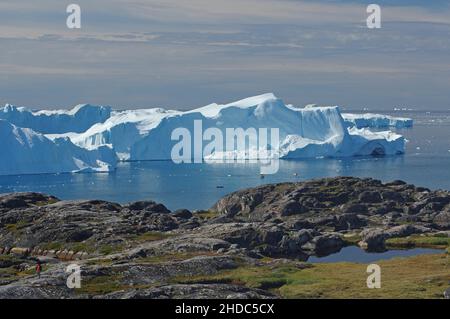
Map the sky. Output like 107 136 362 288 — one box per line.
0 0 449 111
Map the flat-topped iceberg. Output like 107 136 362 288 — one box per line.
0 103 112 134
0 120 117 176
52 93 405 161
342 113 413 129
0 94 407 175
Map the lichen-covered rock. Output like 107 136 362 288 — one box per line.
359 225 431 252
301 234 345 256
98 284 276 299
0 177 448 299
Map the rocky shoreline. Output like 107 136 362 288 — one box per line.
0 177 448 299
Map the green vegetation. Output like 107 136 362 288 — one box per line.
38 239 123 255
84 258 114 267
130 231 173 243
0 258 47 283
99 244 125 255
39 242 65 251
137 251 218 264
17 265 47 277
39 240 96 253
4 220 31 233
0 267 18 283
77 273 156 296
174 253 449 299
342 233 362 246
0 254 16 262
193 210 220 220
386 234 450 250
35 199 58 206
76 274 125 295
70 242 97 254
35 232 173 257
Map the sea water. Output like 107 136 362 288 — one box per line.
0 110 449 211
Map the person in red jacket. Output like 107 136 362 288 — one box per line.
36 260 42 279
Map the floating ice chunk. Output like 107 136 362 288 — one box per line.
342 113 413 129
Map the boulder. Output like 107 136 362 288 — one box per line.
99 284 276 299
340 203 369 215
359 229 386 252
279 229 318 256
173 209 192 219
0 193 58 210
334 214 366 231
127 201 170 214
9 247 30 256
359 225 431 252
66 229 94 242
301 234 344 256
280 201 307 216
359 191 382 203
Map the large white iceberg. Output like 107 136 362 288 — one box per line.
0 120 117 176
0 103 112 134
342 113 413 129
0 94 407 175
62 108 179 160
54 93 405 161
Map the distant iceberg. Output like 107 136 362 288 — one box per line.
0 103 112 134
0 94 407 175
342 113 413 129
0 120 117 176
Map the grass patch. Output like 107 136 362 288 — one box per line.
0 267 18 277
137 251 218 264
70 241 97 254
35 199 59 206
17 265 47 277
0 263 49 281
386 234 450 250
39 242 65 251
0 255 17 262
342 233 362 246
174 265 298 290
172 253 449 298
39 241 94 253
38 240 118 255
0 267 20 284
130 231 173 243
193 210 219 220
84 258 114 267
99 244 125 256
76 274 125 295
4 220 30 233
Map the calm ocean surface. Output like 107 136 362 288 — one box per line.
1 110 450 211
